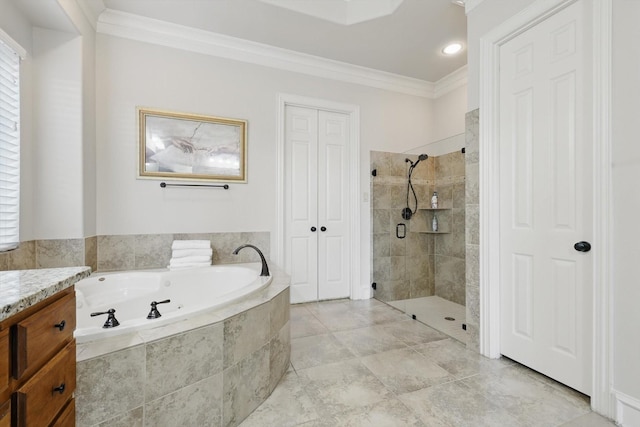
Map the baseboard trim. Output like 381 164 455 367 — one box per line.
614 390 640 426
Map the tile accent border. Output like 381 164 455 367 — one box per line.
0 232 270 273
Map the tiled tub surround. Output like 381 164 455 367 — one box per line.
370 150 466 305
75 266 290 427
0 232 269 273
0 266 91 320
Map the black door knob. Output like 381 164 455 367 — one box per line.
311 227 316 232
320 226 327 232
574 241 591 252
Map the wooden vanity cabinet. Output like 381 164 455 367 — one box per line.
0 287 76 427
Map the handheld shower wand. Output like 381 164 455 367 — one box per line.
402 154 428 220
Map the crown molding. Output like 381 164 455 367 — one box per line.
75 0 100 31
465 0 486 14
97 9 446 98
434 65 468 98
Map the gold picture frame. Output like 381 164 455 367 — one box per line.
138 107 247 182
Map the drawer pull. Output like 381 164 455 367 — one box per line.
52 383 65 395
54 320 66 331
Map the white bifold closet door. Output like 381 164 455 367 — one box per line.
284 105 350 303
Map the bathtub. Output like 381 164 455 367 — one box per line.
74 264 272 343
75 262 290 426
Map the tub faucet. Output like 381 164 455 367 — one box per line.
232 244 270 276
90 308 120 328
147 299 171 319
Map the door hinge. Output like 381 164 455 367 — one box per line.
371 282 377 290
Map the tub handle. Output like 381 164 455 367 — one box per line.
147 299 171 319
91 309 120 328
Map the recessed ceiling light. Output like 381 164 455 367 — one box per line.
451 0 466 6
442 43 463 55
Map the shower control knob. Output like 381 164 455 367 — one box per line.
320 226 327 232
574 241 591 252
311 227 316 232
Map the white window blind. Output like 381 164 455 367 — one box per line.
0 39 20 252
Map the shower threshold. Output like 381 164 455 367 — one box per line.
388 296 467 343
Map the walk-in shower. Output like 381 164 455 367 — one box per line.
370 142 467 342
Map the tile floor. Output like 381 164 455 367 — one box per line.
239 298 615 427
388 296 467 342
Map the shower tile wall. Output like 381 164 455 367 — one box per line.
371 149 466 306
371 151 434 302
433 151 466 306
465 109 480 351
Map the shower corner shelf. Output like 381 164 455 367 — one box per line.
414 207 453 234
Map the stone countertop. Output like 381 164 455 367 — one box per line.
0 267 91 322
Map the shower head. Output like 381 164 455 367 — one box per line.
413 154 428 167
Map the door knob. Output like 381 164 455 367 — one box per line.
311 227 316 232
574 241 591 252
320 226 327 232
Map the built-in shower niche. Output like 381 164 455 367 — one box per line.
370 149 466 338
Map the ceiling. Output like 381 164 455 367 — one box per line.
10 0 467 83
93 0 467 82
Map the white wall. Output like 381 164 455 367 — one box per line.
32 27 84 239
95 34 440 279
57 0 98 238
466 0 533 110
611 0 640 418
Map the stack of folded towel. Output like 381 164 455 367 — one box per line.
168 240 212 270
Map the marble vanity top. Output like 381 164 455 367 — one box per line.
0 267 91 322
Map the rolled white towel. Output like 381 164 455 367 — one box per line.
168 263 210 271
171 240 211 250
171 248 213 259
169 256 212 267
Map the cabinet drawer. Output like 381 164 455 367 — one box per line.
13 293 75 380
51 398 75 427
0 329 8 397
0 400 9 427
15 341 75 427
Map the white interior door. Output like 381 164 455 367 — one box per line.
317 111 350 300
499 1 593 395
285 106 351 303
285 106 319 302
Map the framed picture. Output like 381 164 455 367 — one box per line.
138 107 247 182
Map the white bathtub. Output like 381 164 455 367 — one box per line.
74 264 272 343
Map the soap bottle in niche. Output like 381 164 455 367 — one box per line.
431 191 438 209
432 214 438 232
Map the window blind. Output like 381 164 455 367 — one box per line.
0 39 20 252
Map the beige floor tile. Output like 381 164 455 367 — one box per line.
414 338 512 379
360 347 454 394
291 333 355 370
298 399 427 427
297 359 394 418
559 412 617 426
380 319 449 346
332 325 407 357
239 370 319 427
399 380 520 427
462 365 591 426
